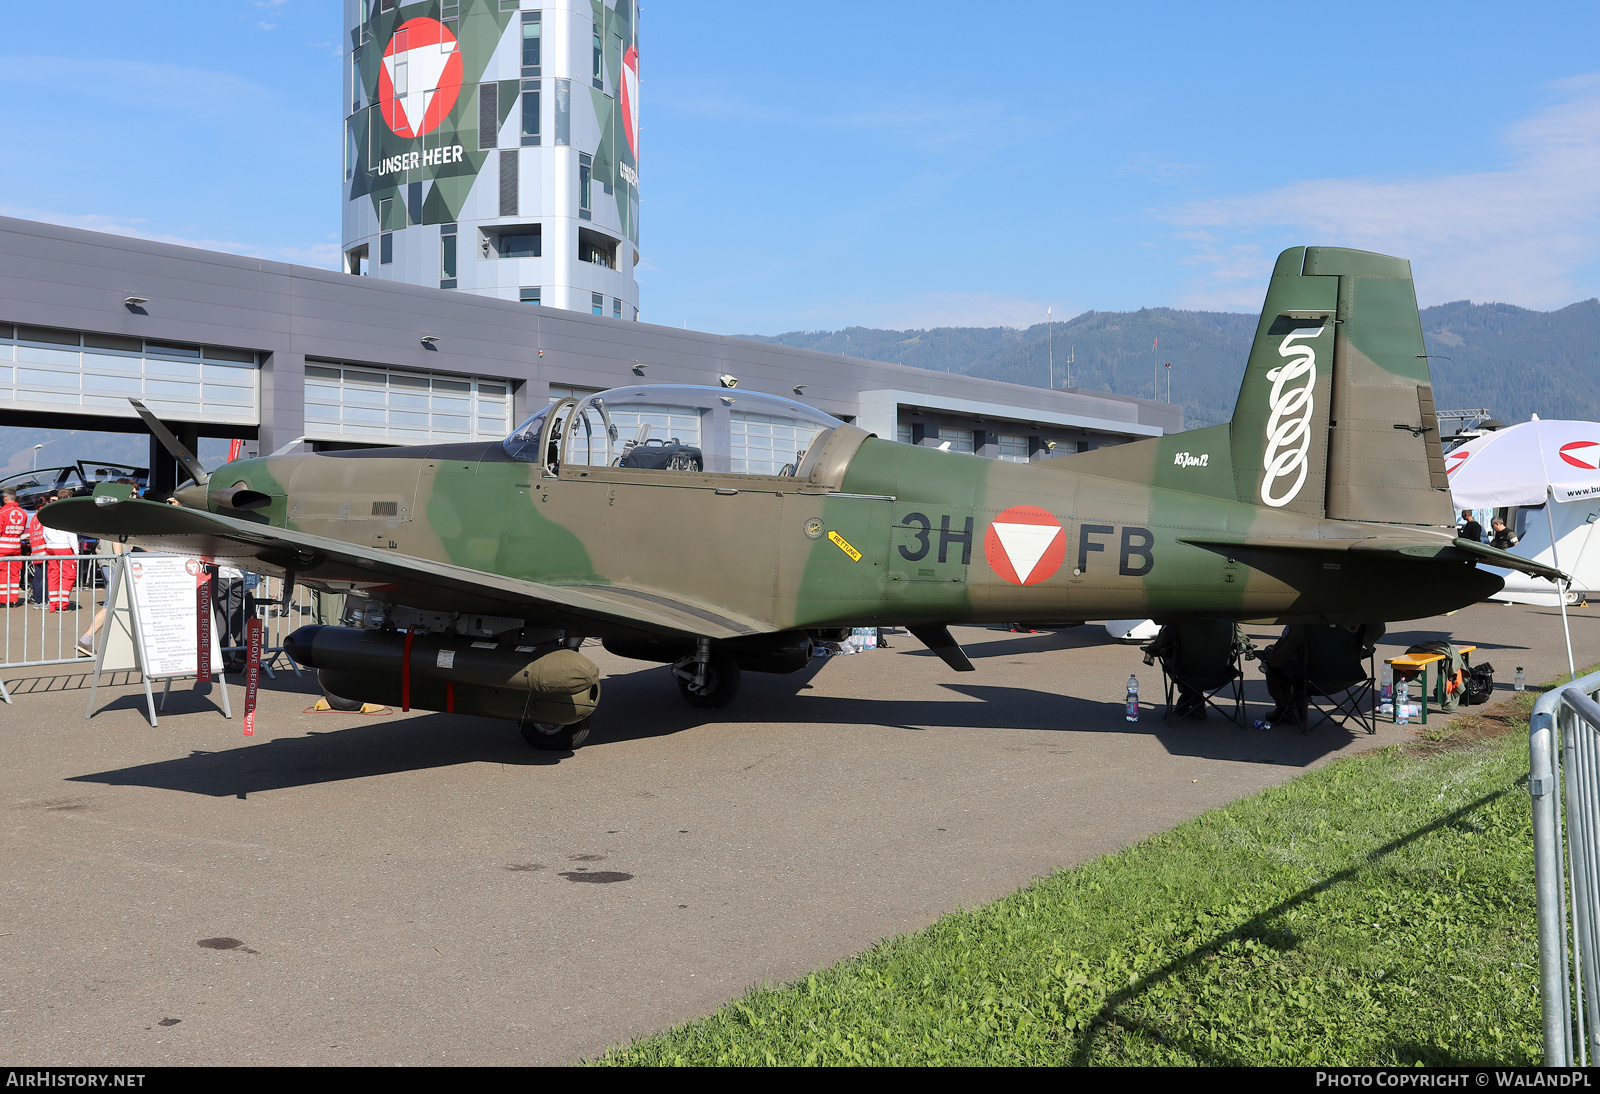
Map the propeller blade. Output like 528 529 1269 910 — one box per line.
128 398 210 487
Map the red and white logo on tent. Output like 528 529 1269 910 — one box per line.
984 506 1066 586
1560 441 1600 470
619 45 640 160
1445 449 1470 475
378 18 463 139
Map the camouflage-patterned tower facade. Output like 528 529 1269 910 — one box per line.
342 0 640 318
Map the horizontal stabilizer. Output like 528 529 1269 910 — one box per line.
1179 534 1566 582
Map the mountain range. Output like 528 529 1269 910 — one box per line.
744 299 1600 429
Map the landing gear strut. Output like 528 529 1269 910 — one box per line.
672 639 742 709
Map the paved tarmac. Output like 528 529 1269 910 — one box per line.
1 599 1594 1065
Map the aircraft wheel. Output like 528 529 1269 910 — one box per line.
677 651 741 709
520 716 592 751
321 690 363 712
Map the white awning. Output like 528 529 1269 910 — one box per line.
1447 419 1600 508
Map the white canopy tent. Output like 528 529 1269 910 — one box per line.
1447 419 1600 606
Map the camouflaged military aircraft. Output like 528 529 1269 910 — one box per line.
43 246 1561 750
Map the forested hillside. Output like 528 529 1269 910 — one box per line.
745 299 1600 430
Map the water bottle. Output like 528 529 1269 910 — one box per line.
1515 666 1526 692
1378 663 1394 716
1252 719 1273 731
1395 678 1411 725
1125 675 1139 722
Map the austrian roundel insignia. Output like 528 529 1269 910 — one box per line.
985 506 1066 586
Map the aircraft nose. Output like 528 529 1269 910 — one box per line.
173 482 208 509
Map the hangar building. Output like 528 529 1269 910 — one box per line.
0 217 1180 498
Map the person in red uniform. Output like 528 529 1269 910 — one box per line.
29 489 79 612
0 488 26 606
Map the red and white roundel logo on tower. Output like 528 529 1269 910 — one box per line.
985 506 1067 586
378 18 463 139
1560 441 1600 470
619 44 640 160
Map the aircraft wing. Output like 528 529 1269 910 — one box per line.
41 498 769 641
1179 534 1567 582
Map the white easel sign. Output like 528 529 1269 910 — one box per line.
87 553 231 727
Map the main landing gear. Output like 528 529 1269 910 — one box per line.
672 639 742 709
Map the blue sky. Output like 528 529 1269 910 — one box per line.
2 1 1598 334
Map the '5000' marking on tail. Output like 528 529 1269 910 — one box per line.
1259 326 1324 508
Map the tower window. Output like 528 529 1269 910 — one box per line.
613 298 622 319
521 11 541 75
520 80 540 145
592 24 603 88
380 232 393 265
520 287 541 305
440 223 457 287
591 293 604 316
578 152 592 220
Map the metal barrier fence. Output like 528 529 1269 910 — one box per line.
1532 669 1600 1065
0 552 323 704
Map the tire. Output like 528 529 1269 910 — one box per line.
520 716 592 751
676 651 741 709
322 690 363 712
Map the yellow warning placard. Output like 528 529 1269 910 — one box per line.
828 530 862 562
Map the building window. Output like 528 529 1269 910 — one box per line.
591 292 604 316
520 287 540 305
350 47 362 115
521 11 541 75
520 80 540 145
998 434 1028 463
500 0 519 10
578 152 592 220
407 180 423 224
578 228 616 268
440 224 457 288
553 78 570 145
613 298 622 319
378 195 393 229
380 232 393 265
897 424 913 445
346 245 369 276
478 82 498 150
483 224 541 258
632 307 639 322
592 23 603 89
937 427 974 454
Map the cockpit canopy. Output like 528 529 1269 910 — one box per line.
503 384 846 477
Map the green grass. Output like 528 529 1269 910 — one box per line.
597 698 1551 1066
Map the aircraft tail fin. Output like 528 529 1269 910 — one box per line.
1228 246 1454 525
1040 246 1455 528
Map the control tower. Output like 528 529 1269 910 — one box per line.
342 0 640 319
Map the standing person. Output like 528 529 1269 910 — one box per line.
1458 510 1483 543
0 488 26 606
1490 517 1519 551
33 489 79 612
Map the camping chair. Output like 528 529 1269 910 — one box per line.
1290 625 1377 736
1147 619 1248 727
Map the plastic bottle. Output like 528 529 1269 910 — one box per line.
1515 666 1526 692
1395 677 1411 725
1378 663 1394 716
1252 719 1273 731
1125 675 1139 722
